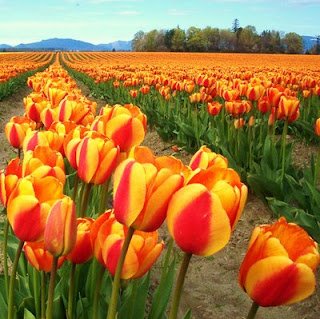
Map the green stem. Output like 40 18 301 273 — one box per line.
46 257 59 319
98 179 110 215
3 218 9 300
33 268 41 319
67 263 77 319
80 183 92 218
246 301 259 319
168 252 192 319
106 227 135 319
314 151 320 187
280 119 288 183
41 272 46 319
72 174 79 201
7 240 24 319
92 264 105 319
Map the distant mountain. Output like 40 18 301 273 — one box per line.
302 35 318 52
0 44 12 49
0 38 132 51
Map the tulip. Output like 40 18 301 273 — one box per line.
234 117 245 129
67 218 94 264
189 145 228 171
266 87 284 108
207 101 222 116
24 94 49 124
7 176 64 242
48 87 68 107
167 183 231 255
65 134 119 185
40 107 58 129
277 96 300 123
166 183 232 319
5 116 36 149
246 84 265 101
222 89 239 101
315 118 320 137
93 212 164 279
44 196 77 257
113 159 184 231
24 241 66 272
225 100 251 117
239 217 319 311
129 89 138 98
187 167 247 230
22 145 66 184
0 158 22 207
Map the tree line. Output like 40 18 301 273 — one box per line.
132 21 319 54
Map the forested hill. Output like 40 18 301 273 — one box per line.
132 27 319 54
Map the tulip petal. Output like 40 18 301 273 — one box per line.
114 160 146 227
76 138 99 183
245 256 316 306
167 184 230 256
8 195 46 241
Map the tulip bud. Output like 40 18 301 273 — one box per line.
44 196 77 257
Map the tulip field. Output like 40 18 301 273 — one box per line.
0 52 320 319
0 52 54 101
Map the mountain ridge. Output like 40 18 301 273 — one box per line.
0 38 132 51
0 36 317 52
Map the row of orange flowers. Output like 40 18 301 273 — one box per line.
62 52 320 100
0 52 53 83
1 54 319 318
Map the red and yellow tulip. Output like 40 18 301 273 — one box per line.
113 159 184 231
44 196 77 257
167 183 231 256
239 217 320 307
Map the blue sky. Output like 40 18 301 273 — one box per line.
0 0 319 45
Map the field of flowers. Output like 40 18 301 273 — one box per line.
0 52 54 100
0 52 319 319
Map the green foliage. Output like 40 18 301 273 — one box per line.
0 57 54 101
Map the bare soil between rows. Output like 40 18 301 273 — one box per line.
0 80 319 319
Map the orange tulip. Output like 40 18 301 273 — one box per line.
91 211 164 279
24 94 48 124
225 100 251 117
266 87 284 108
277 96 300 122
207 101 222 116
93 104 147 152
167 183 231 256
187 167 247 230
44 196 77 257
7 176 64 242
239 217 319 307
67 217 94 264
113 159 184 231
0 158 22 207
65 134 119 184
24 241 66 272
5 116 36 149
189 146 228 171
48 87 68 108
315 118 320 137
129 89 138 98
22 145 65 184
246 84 265 101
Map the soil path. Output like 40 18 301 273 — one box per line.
0 78 319 319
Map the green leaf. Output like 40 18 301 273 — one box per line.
148 259 176 319
24 308 36 319
119 274 150 319
183 309 192 319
